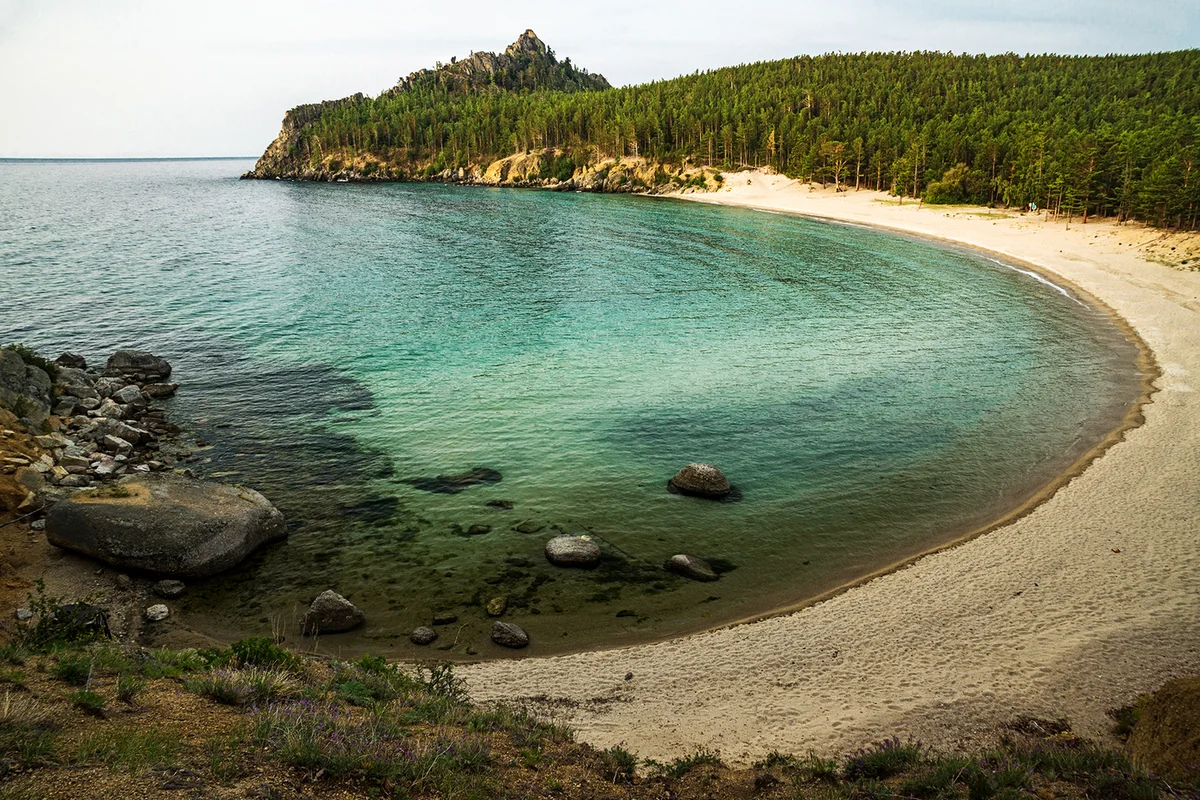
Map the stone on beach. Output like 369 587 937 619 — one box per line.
545 534 601 567
302 590 365 635
144 604 169 622
491 621 529 648
45 473 287 578
664 554 719 582
668 463 732 498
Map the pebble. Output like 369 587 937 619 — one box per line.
144 604 170 622
15 608 33 621
432 612 458 626
152 579 186 599
491 621 529 649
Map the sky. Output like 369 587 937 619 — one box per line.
1 0 1197 158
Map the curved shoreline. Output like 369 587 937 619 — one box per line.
459 174 1200 763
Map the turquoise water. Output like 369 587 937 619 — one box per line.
0 159 1144 658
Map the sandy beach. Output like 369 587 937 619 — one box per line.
459 173 1200 763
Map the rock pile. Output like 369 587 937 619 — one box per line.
0 350 183 496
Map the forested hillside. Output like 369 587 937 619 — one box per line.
247 34 1200 228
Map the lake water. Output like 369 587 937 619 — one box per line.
0 159 1146 659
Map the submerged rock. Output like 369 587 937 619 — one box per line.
545 534 601 567
486 596 507 616
432 612 458 626
410 626 438 645
491 621 529 648
45 473 287 578
152 579 187 599
513 520 544 534
665 554 719 582
486 499 514 510
407 467 501 494
667 463 731 499
302 590 365 635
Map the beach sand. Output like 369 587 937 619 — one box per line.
459 173 1200 764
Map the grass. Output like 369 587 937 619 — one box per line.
0 692 58 771
69 689 107 717
75 728 180 774
184 666 296 706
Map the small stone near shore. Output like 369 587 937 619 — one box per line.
410 626 438 645
465 524 491 536
15 608 32 621
142 383 179 399
486 596 507 616
514 520 544 534
545 534 601 567
491 621 529 648
145 604 169 622
302 590 365 635
668 463 732 498
665 554 720 582
432 612 458 626
486 499 514 510
153 579 187 599
55 352 87 370
115 574 133 591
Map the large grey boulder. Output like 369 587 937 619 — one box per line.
0 349 52 424
106 350 172 381
301 590 365 635
544 534 601 567
45 473 286 578
668 463 731 498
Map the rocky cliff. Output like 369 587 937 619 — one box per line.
243 30 612 182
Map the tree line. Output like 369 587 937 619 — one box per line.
285 50 1200 228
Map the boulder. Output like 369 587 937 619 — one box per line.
668 463 731 498
544 534 601 567
113 385 145 406
0 349 52 424
44 473 287 578
142 383 178 399
55 353 88 370
106 350 172 381
491 621 529 648
97 399 126 419
410 626 438 645
301 589 365 635
664 554 719 582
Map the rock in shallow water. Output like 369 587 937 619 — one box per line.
410 626 438 645
302 590 365 635
406 467 502 494
668 463 731 498
664 553 719 582
491 621 529 648
152 579 186 598
544 534 601 567
45 473 286 578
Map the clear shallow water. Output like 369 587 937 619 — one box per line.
0 159 1144 658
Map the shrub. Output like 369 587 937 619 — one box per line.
116 673 145 705
141 646 212 678
598 744 637 783
52 652 92 686
17 581 107 650
648 746 722 779
69 690 106 717
230 637 299 671
843 737 927 781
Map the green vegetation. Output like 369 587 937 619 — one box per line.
1 586 1195 797
268 46 1200 228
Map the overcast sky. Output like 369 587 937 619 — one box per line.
1 0 1197 158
